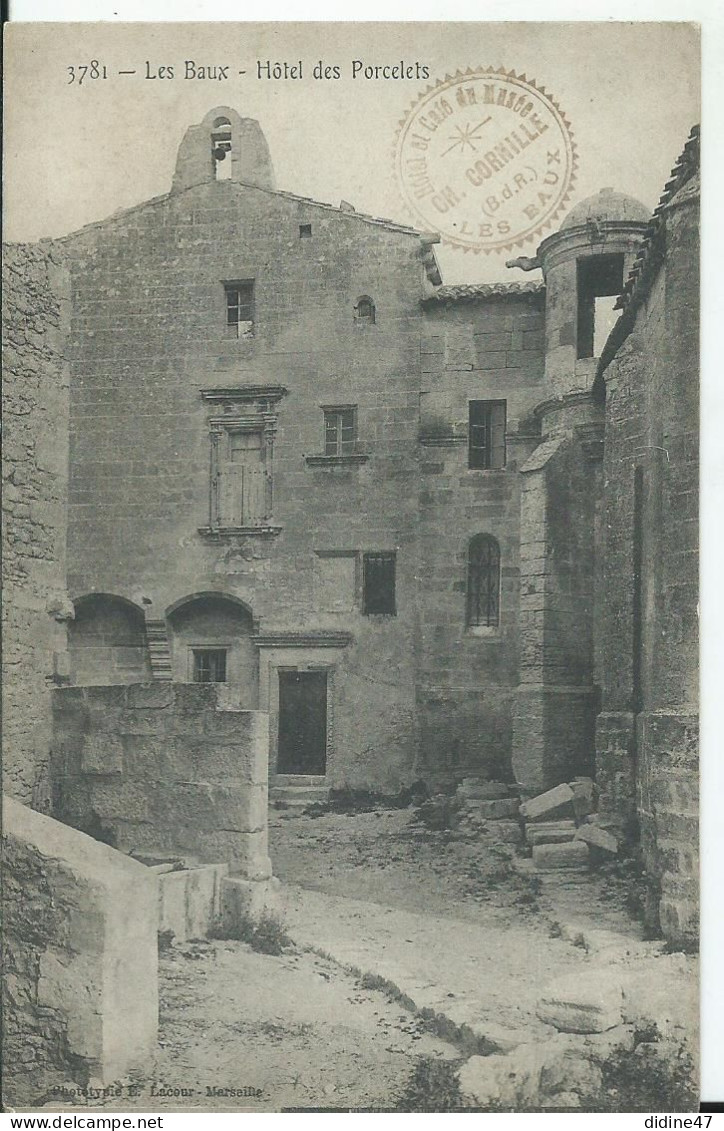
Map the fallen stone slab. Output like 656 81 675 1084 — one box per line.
464 797 519 820
520 783 575 822
532 840 589 871
459 1034 601 1108
574 825 618 854
536 971 624 1033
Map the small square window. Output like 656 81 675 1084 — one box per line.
469 400 506 470
324 407 357 456
224 282 254 338
363 552 396 616
192 648 227 683
299 224 313 238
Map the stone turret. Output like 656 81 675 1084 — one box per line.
172 106 276 194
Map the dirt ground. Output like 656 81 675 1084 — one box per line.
268 805 640 936
110 805 695 1113
151 939 459 1112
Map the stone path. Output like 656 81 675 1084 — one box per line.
279 882 697 1054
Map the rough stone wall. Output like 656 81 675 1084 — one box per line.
2 243 71 806
513 418 601 793
51 683 271 877
596 180 699 944
2 795 158 1108
60 182 424 790
416 295 545 781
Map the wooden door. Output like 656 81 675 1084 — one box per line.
277 670 328 775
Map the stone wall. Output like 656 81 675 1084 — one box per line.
2 243 71 806
2 794 158 1108
416 293 545 781
51 682 271 877
595 170 699 945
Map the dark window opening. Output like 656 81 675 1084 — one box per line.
363 552 396 615
299 223 313 238
468 400 506 470
225 282 255 338
467 535 501 628
192 648 227 683
324 407 356 456
211 118 232 180
354 296 376 324
576 254 624 359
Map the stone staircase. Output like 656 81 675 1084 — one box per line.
269 774 329 811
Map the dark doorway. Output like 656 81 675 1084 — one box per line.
277 670 328 774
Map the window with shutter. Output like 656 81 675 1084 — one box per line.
469 400 507 470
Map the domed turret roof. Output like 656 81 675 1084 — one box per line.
561 187 650 229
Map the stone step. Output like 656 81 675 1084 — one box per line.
270 785 329 808
526 821 577 847
273 774 327 787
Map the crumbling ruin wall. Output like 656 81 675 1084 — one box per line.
2 243 72 807
51 683 271 878
2 795 158 1108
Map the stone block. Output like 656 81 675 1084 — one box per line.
464 797 519 820
459 779 510 800
158 864 228 942
583 1024 636 1063
81 732 124 776
486 819 523 844
536 971 623 1034
3 795 158 1091
526 820 576 846
520 782 575 822
220 875 281 934
540 1050 602 1099
570 777 596 819
574 824 618 854
532 840 589 871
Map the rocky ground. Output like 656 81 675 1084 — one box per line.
59 803 697 1113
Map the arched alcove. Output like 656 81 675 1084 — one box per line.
166 594 258 707
69 594 152 685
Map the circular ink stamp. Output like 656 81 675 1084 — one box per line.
395 67 577 253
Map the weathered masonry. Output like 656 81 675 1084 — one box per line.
2 110 699 945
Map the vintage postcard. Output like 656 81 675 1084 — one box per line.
2 20 701 1114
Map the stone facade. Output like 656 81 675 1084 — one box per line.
2 795 158 1107
1 110 699 945
51 683 272 878
2 244 72 807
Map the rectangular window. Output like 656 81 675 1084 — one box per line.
225 281 255 338
576 255 624 359
363 552 396 616
468 400 506 470
324 407 357 456
299 224 312 238
192 648 227 683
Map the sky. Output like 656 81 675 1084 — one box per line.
3 21 700 284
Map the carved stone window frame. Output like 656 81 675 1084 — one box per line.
198 385 287 539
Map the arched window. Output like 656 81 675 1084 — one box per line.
211 117 232 180
354 296 375 324
467 535 501 628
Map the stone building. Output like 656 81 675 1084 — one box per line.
2 109 698 943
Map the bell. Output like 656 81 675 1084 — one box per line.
213 147 227 162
